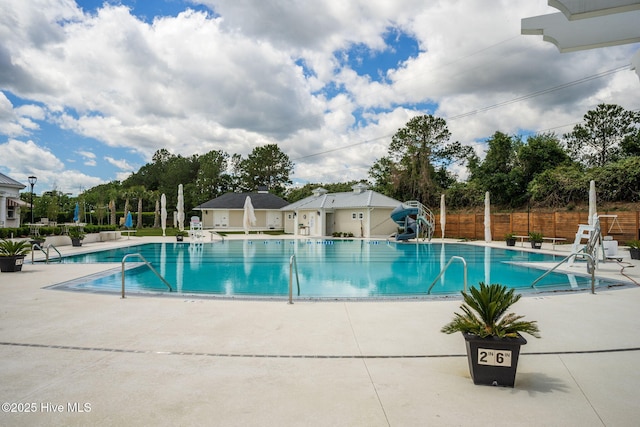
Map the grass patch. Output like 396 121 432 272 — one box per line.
124 228 286 237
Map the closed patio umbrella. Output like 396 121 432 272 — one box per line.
161 193 167 237
484 192 492 243
177 184 185 232
73 202 80 223
588 180 597 226
124 211 133 228
243 196 256 234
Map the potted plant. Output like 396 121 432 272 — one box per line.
28 235 46 248
0 239 32 272
505 233 516 247
175 230 187 241
68 226 85 247
627 240 640 260
441 282 540 387
528 231 543 249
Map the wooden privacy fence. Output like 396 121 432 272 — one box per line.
435 211 640 244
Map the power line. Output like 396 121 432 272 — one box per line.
292 64 632 161
537 107 640 134
447 65 629 121
292 134 390 161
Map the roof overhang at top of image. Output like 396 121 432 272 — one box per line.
521 9 640 52
549 0 640 20
521 1 640 80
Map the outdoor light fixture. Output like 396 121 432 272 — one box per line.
28 175 37 224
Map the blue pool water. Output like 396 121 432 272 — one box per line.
52 240 621 298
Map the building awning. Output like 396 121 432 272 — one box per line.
7 198 27 207
521 1 640 53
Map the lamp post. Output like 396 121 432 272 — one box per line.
28 175 37 224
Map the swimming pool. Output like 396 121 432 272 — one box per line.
50 239 622 299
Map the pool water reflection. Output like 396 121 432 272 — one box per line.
57 240 614 298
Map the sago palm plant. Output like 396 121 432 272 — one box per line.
441 282 541 339
0 239 32 257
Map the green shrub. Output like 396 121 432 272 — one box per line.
0 239 32 256
441 282 540 339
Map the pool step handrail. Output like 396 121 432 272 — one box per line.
121 253 173 298
45 244 62 263
208 231 225 242
31 243 62 264
31 243 46 263
531 251 596 294
534 217 600 294
288 254 300 304
428 256 468 294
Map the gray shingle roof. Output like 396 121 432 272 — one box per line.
0 172 26 189
194 192 289 210
282 190 401 210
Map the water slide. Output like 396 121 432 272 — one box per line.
390 202 434 241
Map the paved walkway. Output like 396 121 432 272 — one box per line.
1 236 639 426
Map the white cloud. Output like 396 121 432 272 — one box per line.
104 156 135 172
0 92 45 136
77 149 95 159
0 138 102 194
0 138 63 172
76 150 97 166
0 0 638 191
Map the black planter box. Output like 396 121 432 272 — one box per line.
630 248 640 260
506 238 516 247
0 255 26 272
463 332 527 387
530 241 542 249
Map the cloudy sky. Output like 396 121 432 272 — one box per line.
1 0 638 196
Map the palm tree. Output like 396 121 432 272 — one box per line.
121 188 136 225
107 188 119 226
149 190 160 228
129 185 147 229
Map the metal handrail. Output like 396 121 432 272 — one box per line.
31 243 45 263
31 243 62 264
288 254 300 304
208 231 225 242
531 251 597 294
121 253 173 298
428 256 468 294
46 244 61 263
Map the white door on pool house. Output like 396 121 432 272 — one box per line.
213 210 228 228
266 211 282 229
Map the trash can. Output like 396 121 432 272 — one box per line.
602 236 619 260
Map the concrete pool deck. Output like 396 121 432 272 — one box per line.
1 235 640 426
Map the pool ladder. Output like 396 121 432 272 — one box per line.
531 251 596 294
121 253 173 298
428 256 468 294
288 254 300 304
532 220 601 294
31 243 62 263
